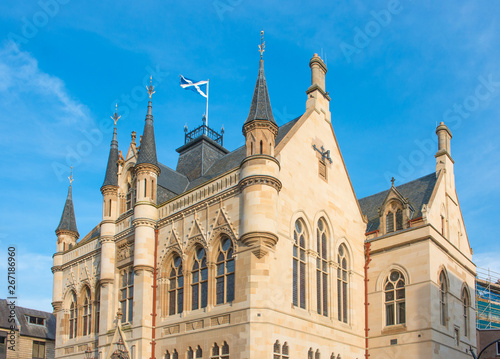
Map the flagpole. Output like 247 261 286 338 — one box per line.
206 79 209 127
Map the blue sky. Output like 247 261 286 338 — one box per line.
0 1 499 312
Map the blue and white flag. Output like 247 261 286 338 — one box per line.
180 75 208 98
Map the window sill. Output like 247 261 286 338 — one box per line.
382 324 407 335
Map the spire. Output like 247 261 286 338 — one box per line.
245 31 275 125
56 168 79 236
102 105 120 188
136 77 159 168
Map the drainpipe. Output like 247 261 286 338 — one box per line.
364 242 372 359
151 227 158 359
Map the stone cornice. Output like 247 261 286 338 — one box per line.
133 264 154 273
55 229 80 240
99 236 115 244
134 162 160 176
100 185 119 196
240 154 280 169
52 265 63 273
242 119 278 138
132 218 157 228
238 175 282 192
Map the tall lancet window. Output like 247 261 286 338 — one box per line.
168 255 184 315
386 211 395 233
192 246 208 310
69 291 77 339
337 244 348 323
439 271 448 325
82 287 92 336
293 219 307 309
216 238 235 304
120 268 134 323
462 287 470 337
316 218 328 316
396 209 403 230
95 285 100 334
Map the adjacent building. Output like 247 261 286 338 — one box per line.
51 48 476 359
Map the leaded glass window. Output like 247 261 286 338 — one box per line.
439 271 448 325
168 255 184 315
120 268 134 323
386 211 394 233
462 287 470 337
337 244 348 323
293 219 307 309
95 285 100 334
82 287 92 336
384 270 405 326
396 209 403 230
69 291 77 339
216 238 235 305
316 219 328 316
192 246 208 310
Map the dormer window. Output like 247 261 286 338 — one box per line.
386 205 404 233
26 315 45 326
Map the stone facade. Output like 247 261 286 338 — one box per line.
51 52 476 359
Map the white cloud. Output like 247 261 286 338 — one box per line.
474 252 500 280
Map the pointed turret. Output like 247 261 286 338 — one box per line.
243 31 278 157
136 81 159 168
102 107 120 188
56 183 79 237
244 58 276 125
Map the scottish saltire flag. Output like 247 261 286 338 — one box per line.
180 75 208 98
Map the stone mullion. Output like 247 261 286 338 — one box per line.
207 261 216 309
328 260 337 321
183 264 191 314
306 249 316 314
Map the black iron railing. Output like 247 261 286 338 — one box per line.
185 123 223 146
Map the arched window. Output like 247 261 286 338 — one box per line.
195 346 202 359
172 349 178 359
212 343 219 359
216 238 235 305
316 219 328 316
82 287 92 336
192 246 208 310
126 182 133 210
69 292 77 339
221 342 229 359
273 340 281 358
396 209 403 230
282 343 289 359
187 347 194 359
315 349 321 359
337 244 348 323
384 270 406 326
308 348 313 359
293 219 307 309
462 287 470 337
165 351 170 359
210 342 229 359
439 271 448 325
386 211 394 233
95 285 100 334
168 255 184 315
120 268 134 323
260 140 263 154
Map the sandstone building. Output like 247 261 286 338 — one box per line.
51 50 476 359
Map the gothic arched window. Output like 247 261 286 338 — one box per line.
316 218 328 316
95 285 100 334
337 244 348 323
195 346 202 359
439 270 448 325
384 270 406 326
69 291 77 339
293 219 307 309
396 209 403 230
82 287 92 336
168 255 184 315
462 287 470 337
216 238 235 305
192 246 208 310
386 211 395 233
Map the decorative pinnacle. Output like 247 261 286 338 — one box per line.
111 104 121 126
147 76 155 99
258 30 265 59
68 166 74 186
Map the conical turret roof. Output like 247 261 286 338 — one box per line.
245 59 276 125
102 125 119 187
55 184 79 236
136 99 159 167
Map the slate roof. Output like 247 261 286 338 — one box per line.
358 172 438 233
245 59 276 125
136 101 159 167
55 185 79 235
155 116 300 202
102 126 119 187
0 299 56 340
